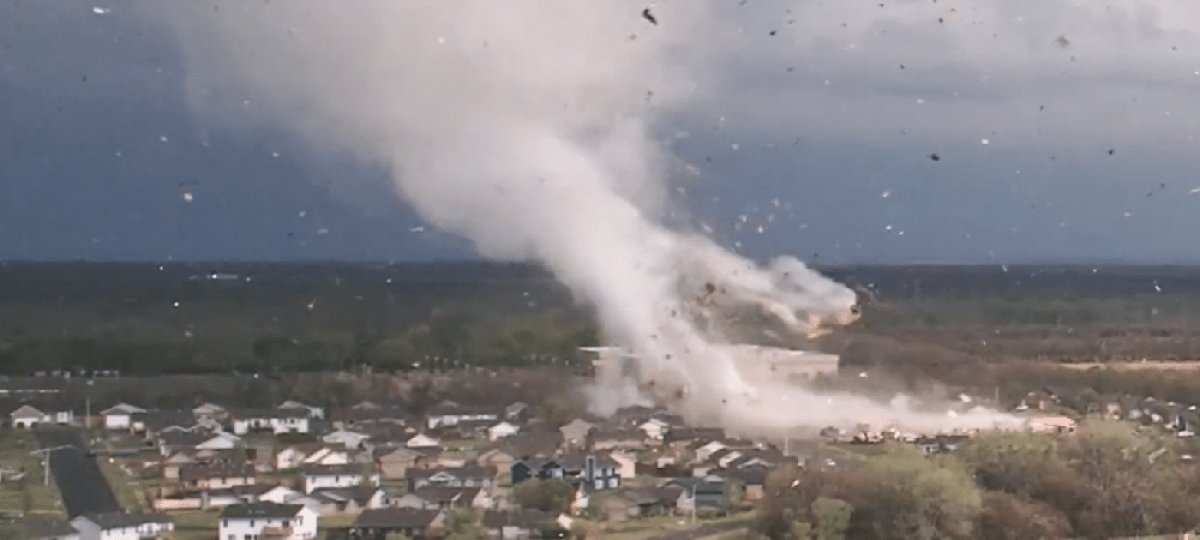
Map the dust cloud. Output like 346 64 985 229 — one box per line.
147 1 1018 434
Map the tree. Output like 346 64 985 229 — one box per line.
444 509 486 540
843 450 982 540
541 398 575 429
811 497 852 540
978 492 1071 540
513 478 573 512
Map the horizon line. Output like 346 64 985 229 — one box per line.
3 258 1200 268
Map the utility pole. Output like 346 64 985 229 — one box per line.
691 483 696 526
31 446 74 486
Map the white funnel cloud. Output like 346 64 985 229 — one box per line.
148 1 1016 433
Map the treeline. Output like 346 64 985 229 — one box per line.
747 424 1200 540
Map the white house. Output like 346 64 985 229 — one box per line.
11 404 48 429
486 421 519 442
231 409 311 435
101 403 146 430
192 402 227 422
278 401 325 420
219 503 317 540
70 512 173 540
196 432 241 451
322 429 369 450
302 464 380 494
405 433 441 449
425 403 500 430
257 485 305 505
638 418 669 441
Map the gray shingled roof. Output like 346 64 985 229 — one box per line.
220 503 304 520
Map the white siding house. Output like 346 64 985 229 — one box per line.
70 513 173 540
219 503 317 540
101 403 146 430
486 422 520 441
231 409 311 435
11 405 47 429
302 464 379 494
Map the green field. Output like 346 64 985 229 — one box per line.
0 429 65 518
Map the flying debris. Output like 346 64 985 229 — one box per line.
92 7 111 14
641 7 657 25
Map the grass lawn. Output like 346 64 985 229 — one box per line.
0 429 65 517
575 511 755 540
170 510 221 540
97 456 148 511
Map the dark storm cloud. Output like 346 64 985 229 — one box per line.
2 0 1199 262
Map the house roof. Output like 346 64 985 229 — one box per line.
278 400 319 410
310 486 381 506
179 463 254 482
406 465 489 480
19 517 78 538
10 404 45 419
409 485 482 503
489 431 563 459
302 463 369 477
220 503 304 520
353 508 439 529
100 403 145 415
78 512 171 529
229 408 310 420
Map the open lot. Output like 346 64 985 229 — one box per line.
0 429 64 518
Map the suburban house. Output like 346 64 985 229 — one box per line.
559 419 597 448
504 402 530 423
404 465 493 492
589 428 646 451
322 429 370 450
307 486 387 515
351 508 443 540
391 486 491 511
192 403 227 422
230 408 311 435
69 512 173 540
10 404 50 429
276 444 353 471
178 463 257 491
196 432 242 452
425 402 500 430
637 418 670 441
278 400 325 420
405 433 441 449
219 503 317 540
486 421 520 441
101 403 146 430
302 464 379 494
511 455 621 492
17 518 80 540
161 449 243 481
666 478 731 513
481 510 560 539
375 446 435 480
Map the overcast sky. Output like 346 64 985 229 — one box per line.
2 0 1199 264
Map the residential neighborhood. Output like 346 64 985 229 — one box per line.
2 372 1197 540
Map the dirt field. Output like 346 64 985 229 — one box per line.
1061 361 1200 370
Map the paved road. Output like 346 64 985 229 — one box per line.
34 427 122 518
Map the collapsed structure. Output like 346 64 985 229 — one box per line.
580 345 840 386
